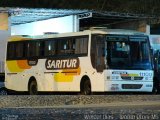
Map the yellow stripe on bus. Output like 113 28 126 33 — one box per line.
54 73 73 82
6 61 24 72
9 36 31 41
7 60 31 72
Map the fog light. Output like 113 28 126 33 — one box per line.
111 84 119 91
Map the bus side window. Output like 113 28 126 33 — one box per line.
7 42 15 60
26 41 40 58
58 38 75 55
64 44 67 50
44 40 56 56
90 35 104 72
75 37 88 54
68 39 75 54
58 39 67 54
96 36 105 72
90 36 96 68
39 41 45 57
15 42 24 59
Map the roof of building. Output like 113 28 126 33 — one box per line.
0 8 156 27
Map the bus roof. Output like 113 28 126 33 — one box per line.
9 29 146 41
90 29 146 35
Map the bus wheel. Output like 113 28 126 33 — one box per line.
81 79 91 95
29 80 38 95
153 80 159 94
152 86 158 94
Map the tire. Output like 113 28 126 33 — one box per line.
153 80 159 94
81 79 91 95
29 80 38 95
153 85 160 94
0 88 7 95
152 86 158 94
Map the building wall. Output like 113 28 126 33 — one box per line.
11 15 76 35
111 20 147 33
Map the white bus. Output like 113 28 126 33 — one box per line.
5 29 153 95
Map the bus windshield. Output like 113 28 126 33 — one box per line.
106 35 152 70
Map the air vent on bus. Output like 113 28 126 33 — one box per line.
122 84 143 89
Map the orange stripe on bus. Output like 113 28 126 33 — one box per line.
17 60 32 69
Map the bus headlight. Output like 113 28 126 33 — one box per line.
111 76 119 80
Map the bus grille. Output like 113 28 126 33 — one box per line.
121 76 143 80
122 84 143 89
